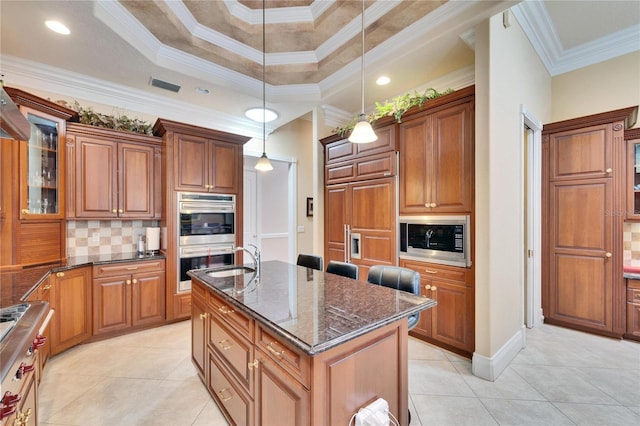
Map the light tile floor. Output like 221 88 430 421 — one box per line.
39 321 640 426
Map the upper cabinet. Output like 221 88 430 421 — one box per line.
66 123 162 219
626 128 640 219
399 90 474 214
4 87 77 221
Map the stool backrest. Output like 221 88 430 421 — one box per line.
326 260 359 280
296 254 323 271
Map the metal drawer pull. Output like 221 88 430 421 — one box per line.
248 359 259 370
266 342 284 357
218 339 232 351
127 266 138 270
218 306 234 315
424 269 437 274
199 313 207 320
217 388 232 402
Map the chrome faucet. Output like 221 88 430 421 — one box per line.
234 244 261 278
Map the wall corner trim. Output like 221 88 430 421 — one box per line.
471 326 525 381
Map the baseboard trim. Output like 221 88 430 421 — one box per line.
471 326 525 381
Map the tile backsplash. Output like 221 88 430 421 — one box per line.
67 220 159 257
624 222 640 266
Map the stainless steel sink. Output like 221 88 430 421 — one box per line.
206 266 256 278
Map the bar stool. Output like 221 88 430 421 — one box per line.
326 260 359 280
296 254 323 271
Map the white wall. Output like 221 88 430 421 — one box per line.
551 51 640 126
473 11 552 380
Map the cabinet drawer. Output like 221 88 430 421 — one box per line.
93 259 165 277
326 152 396 184
627 288 640 303
208 352 253 426
209 291 253 339
401 260 469 284
209 315 254 393
256 324 310 388
628 279 640 291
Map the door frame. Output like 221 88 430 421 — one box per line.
521 105 543 328
244 150 297 263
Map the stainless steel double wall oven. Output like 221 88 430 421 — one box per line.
177 192 235 292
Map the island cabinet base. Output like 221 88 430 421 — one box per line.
191 279 410 426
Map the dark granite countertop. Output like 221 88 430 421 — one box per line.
188 260 436 356
0 252 166 308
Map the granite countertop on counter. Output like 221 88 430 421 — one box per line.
188 260 436 356
0 252 166 308
623 264 640 280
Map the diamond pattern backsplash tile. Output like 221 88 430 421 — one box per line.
624 222 640 266
67 220 159 257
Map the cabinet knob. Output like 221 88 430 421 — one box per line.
425 284 432 290
431 203 437 208
118 209 123 213
126 279 131 285
21 209 29 214
431 286 437 291
132 278 138 284
605 252 612 258
424 203 429 208
605 168 612 173
112 209 117 213
56 272 64 278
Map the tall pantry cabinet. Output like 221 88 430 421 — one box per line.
542 106 638 338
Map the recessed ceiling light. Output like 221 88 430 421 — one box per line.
376 76 391 86
45 20 70 35
245 108 278 123
195 87 211 95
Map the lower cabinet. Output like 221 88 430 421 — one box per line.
92 259 165 335
627 279 640 341
49 267 92 355
401 259 474 356
192 279 408 425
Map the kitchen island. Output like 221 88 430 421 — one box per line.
188 260 436 426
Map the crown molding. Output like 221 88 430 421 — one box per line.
512 1 640 76
320 104 353 129
0 55 276 139
222 0 335 25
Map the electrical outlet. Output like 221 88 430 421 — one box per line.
355 398 389 426
91 232 100 243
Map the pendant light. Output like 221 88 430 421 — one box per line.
348 0 377 144
255 0 273 171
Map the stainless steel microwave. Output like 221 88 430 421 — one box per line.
399 215 471 267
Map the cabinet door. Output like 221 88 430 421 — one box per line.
93 275 131 335
546 179 613 332
131 271 165 327
174 134 209 192
211 141 239 193
350 177 397 268
627 140 640 218
50 267 92 355
75 136 118 218
19 106 66 219
18 221 64 267
119 142 154 218
430 101 473 212
429 280 474 352
191 295 207 378
255 351 310 426
324 183 349 263
399 115 430 213
549 123 613 181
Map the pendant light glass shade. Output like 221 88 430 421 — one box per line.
255 152 273 171
349 113 378 144
348 0 376 144
255 0 273 172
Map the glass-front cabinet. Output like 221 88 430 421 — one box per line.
19 106 66 219
628 132 640 219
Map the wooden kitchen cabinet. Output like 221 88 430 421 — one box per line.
399 95 474 214
542 107 637 338
92 259 165 335
626 128 640 219
66 123 161 219
626 279 640 341
48 267 92 355
173 133 240 194
401 259 474 356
